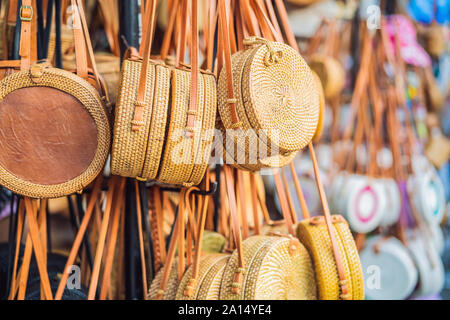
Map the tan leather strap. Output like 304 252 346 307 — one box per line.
148 186 166 272
218 0 241 128
223 165 244 294
23 198 53 300
183 171 212 297
134 180 148 299
55 176 102 300
281 167 297 225
19 0 33 70
132 0 158 131
155 188 187 300
185 0 199 136
160 0 179 60
274 0 349 299
99 180 125 300
249 172 262 236
273 170 295 236
87 176 121 300
236 170 250 238
8 199 25 300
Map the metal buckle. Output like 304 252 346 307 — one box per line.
20 5 33 22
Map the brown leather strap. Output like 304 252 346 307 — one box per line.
23 198 53 300
18 0 33 70
55 176 102 300
185 0 199 136
249 172 262 235
281 167 297 225
98 180 125 300
160 0 180 60
155 188 187 300
223 165 244 294
183 171 212 297
273 170 295 236
8 199 25 300
218 0 241 128
236 170 250 238
87 176 121 300
132 0 158 131
134 180 148 299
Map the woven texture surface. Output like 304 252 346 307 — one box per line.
176 253 228 300
296 216 359 300
220 235 316 300
187 72 217 185
242 41 319 154
0 67 110 198
141 64 171 180
157 68 202 186
148 262 180 300
111 59 157 178
197 254 230 300
218 50 298 171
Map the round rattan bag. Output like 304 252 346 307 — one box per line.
0 62 110 198
218 37 319 156
220 235 317 300
309 54 345 100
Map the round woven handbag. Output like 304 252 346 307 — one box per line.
309 54 345 100
218 37 319 157
112 0 216 186
220 235 317 300
0 0 110 198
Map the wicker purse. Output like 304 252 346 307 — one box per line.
218 165 317 300
0 0 110 198
112 0 216 187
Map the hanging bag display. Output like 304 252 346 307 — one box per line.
0 0 110 198
112 0 216 186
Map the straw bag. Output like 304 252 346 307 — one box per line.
0 0 110 198
111 0 216 186
218 166 317 300
218 37 319 155
287 0 323 6
309 54 345 100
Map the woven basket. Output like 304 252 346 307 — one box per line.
296 215 364 300
156 68 204 186
220 235 317 300
218 37 319 158
176 253 229 300
197 254 231 300
111 58 170 179
309 54 345 100
312 70 325 142
287 0 323 6
0 65 110 198
148 262 180 300
217 49 298 171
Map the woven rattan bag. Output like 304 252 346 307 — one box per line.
112 0 216 186
0 0 110 198
309 54 345 100
218 36 319 156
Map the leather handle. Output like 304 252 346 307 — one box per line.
223 165 245 294
218 0 241 128
132 0 158 131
